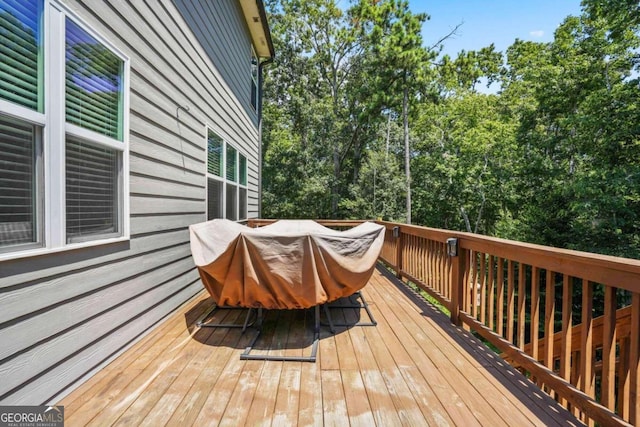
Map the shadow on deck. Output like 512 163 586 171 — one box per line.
59 264 581 426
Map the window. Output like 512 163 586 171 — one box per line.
250 48 258 111
206 128 248 221
0 0 129 258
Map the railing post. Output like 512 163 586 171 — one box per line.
448 238 466 326
394 226 403 279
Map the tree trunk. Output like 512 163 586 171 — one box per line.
403 84 411 224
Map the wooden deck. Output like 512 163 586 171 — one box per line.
58 266 581 426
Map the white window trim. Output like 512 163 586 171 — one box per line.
205 125 248 222
0 0 130 261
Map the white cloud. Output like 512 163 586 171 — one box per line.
529 30 545 38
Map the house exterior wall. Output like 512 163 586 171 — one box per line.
0 0 262 404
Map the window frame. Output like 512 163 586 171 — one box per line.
205 126 248 222
250 47 258 111
0 0 130 261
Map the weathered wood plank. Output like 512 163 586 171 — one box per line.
62 295 209 421
54 267 584 426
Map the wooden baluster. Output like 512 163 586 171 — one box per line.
560 274 573 407
518 263 526 350
434 241 440 294
571 349 581 418
407 235 412 278
446 246 452 300
466 250 472 314
430 240 435 289
630 292 640 425
471 251 479 318
530 267 540 362
395 228 403 279
544 269 555 396
444 243 449 299
497 257 505 338
421 237 424 278
619 336 630 421
417 237 421 281
446 243 450 298
581 280 595 427
450 244 467 327
488 255 495 332
411 236 418 277
402 234 416 275
507 260 515 344
436 241 441 293
479 252 487 325
602 286 617 411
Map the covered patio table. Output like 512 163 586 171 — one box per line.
189 219 385 310
189 219 385 362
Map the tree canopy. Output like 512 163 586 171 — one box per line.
262 0 640 259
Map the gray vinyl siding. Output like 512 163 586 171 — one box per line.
0 0 261 405
173 0 258 123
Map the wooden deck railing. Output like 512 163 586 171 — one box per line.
249 219 639 426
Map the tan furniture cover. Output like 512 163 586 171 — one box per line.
189 219 385 309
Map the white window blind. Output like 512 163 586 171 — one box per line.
239 154 247 186
65 18 123 140
207 178 223 220
207 130 223 177
226 144 237 182
66 137 118 242
0 115 39 247
226 183 237 220
239 187 247 220
0 0 43 111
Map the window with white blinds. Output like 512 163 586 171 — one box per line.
0 116 41 249
66 137 119 242
226 144 237 182
226 183 237 221
207 178 223 220
207 130 223 177
66 18 123 140
239 187 247 221
0 0 129 259
0 0 44 112
239 154 247 186
206 129 248 221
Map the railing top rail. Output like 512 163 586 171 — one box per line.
374 220 640 293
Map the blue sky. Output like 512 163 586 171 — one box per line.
411 1 584 58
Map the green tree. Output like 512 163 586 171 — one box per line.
355 0 433 224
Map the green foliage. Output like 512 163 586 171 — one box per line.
262 0 640 259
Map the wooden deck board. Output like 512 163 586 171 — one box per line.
59 265 581 426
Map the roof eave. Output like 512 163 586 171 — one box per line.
239 0 275 60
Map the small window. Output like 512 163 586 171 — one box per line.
205 129 248 221
250 48 258 110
